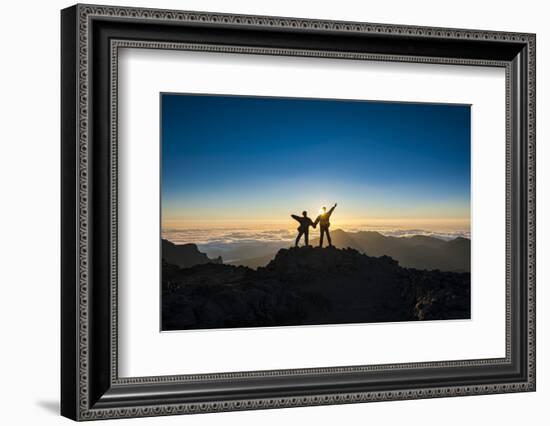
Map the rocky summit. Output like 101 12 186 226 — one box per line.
162 246 470 331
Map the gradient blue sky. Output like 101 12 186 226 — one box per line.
161 94 470 230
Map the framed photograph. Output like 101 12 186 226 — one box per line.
61 4 536 421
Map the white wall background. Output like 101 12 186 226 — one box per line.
0 0 546 424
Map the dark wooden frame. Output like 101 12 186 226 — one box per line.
61 4 536 421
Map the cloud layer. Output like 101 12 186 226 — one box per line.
163 225 470 246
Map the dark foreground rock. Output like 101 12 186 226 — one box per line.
162 246 470 330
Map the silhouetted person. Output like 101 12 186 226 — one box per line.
315 203 337 247
291 211 316 247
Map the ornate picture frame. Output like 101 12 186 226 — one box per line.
61 4 535 421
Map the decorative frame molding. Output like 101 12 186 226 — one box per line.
61 4 535 421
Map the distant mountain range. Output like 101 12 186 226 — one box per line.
162 246 470 331
162 239 222 268
228 229 470 272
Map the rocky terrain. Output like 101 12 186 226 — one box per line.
162 246 470 331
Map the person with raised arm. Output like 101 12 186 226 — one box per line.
314 203 337 247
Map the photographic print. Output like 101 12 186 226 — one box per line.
161 94 471 331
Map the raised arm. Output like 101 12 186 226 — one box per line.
327 203 337 217
291 214 301 222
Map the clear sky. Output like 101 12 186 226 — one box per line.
161 93 470 231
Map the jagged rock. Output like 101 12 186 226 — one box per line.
162 246 470 330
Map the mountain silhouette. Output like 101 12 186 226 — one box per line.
162 239 222 268
324 230 471 272
162 246 470 331
231 230 470 272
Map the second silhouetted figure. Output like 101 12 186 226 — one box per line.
291 211 316 247
315 203 337 247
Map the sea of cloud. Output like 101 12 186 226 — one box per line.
163 225 470 245
163 227 296 245
347 227 471 241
